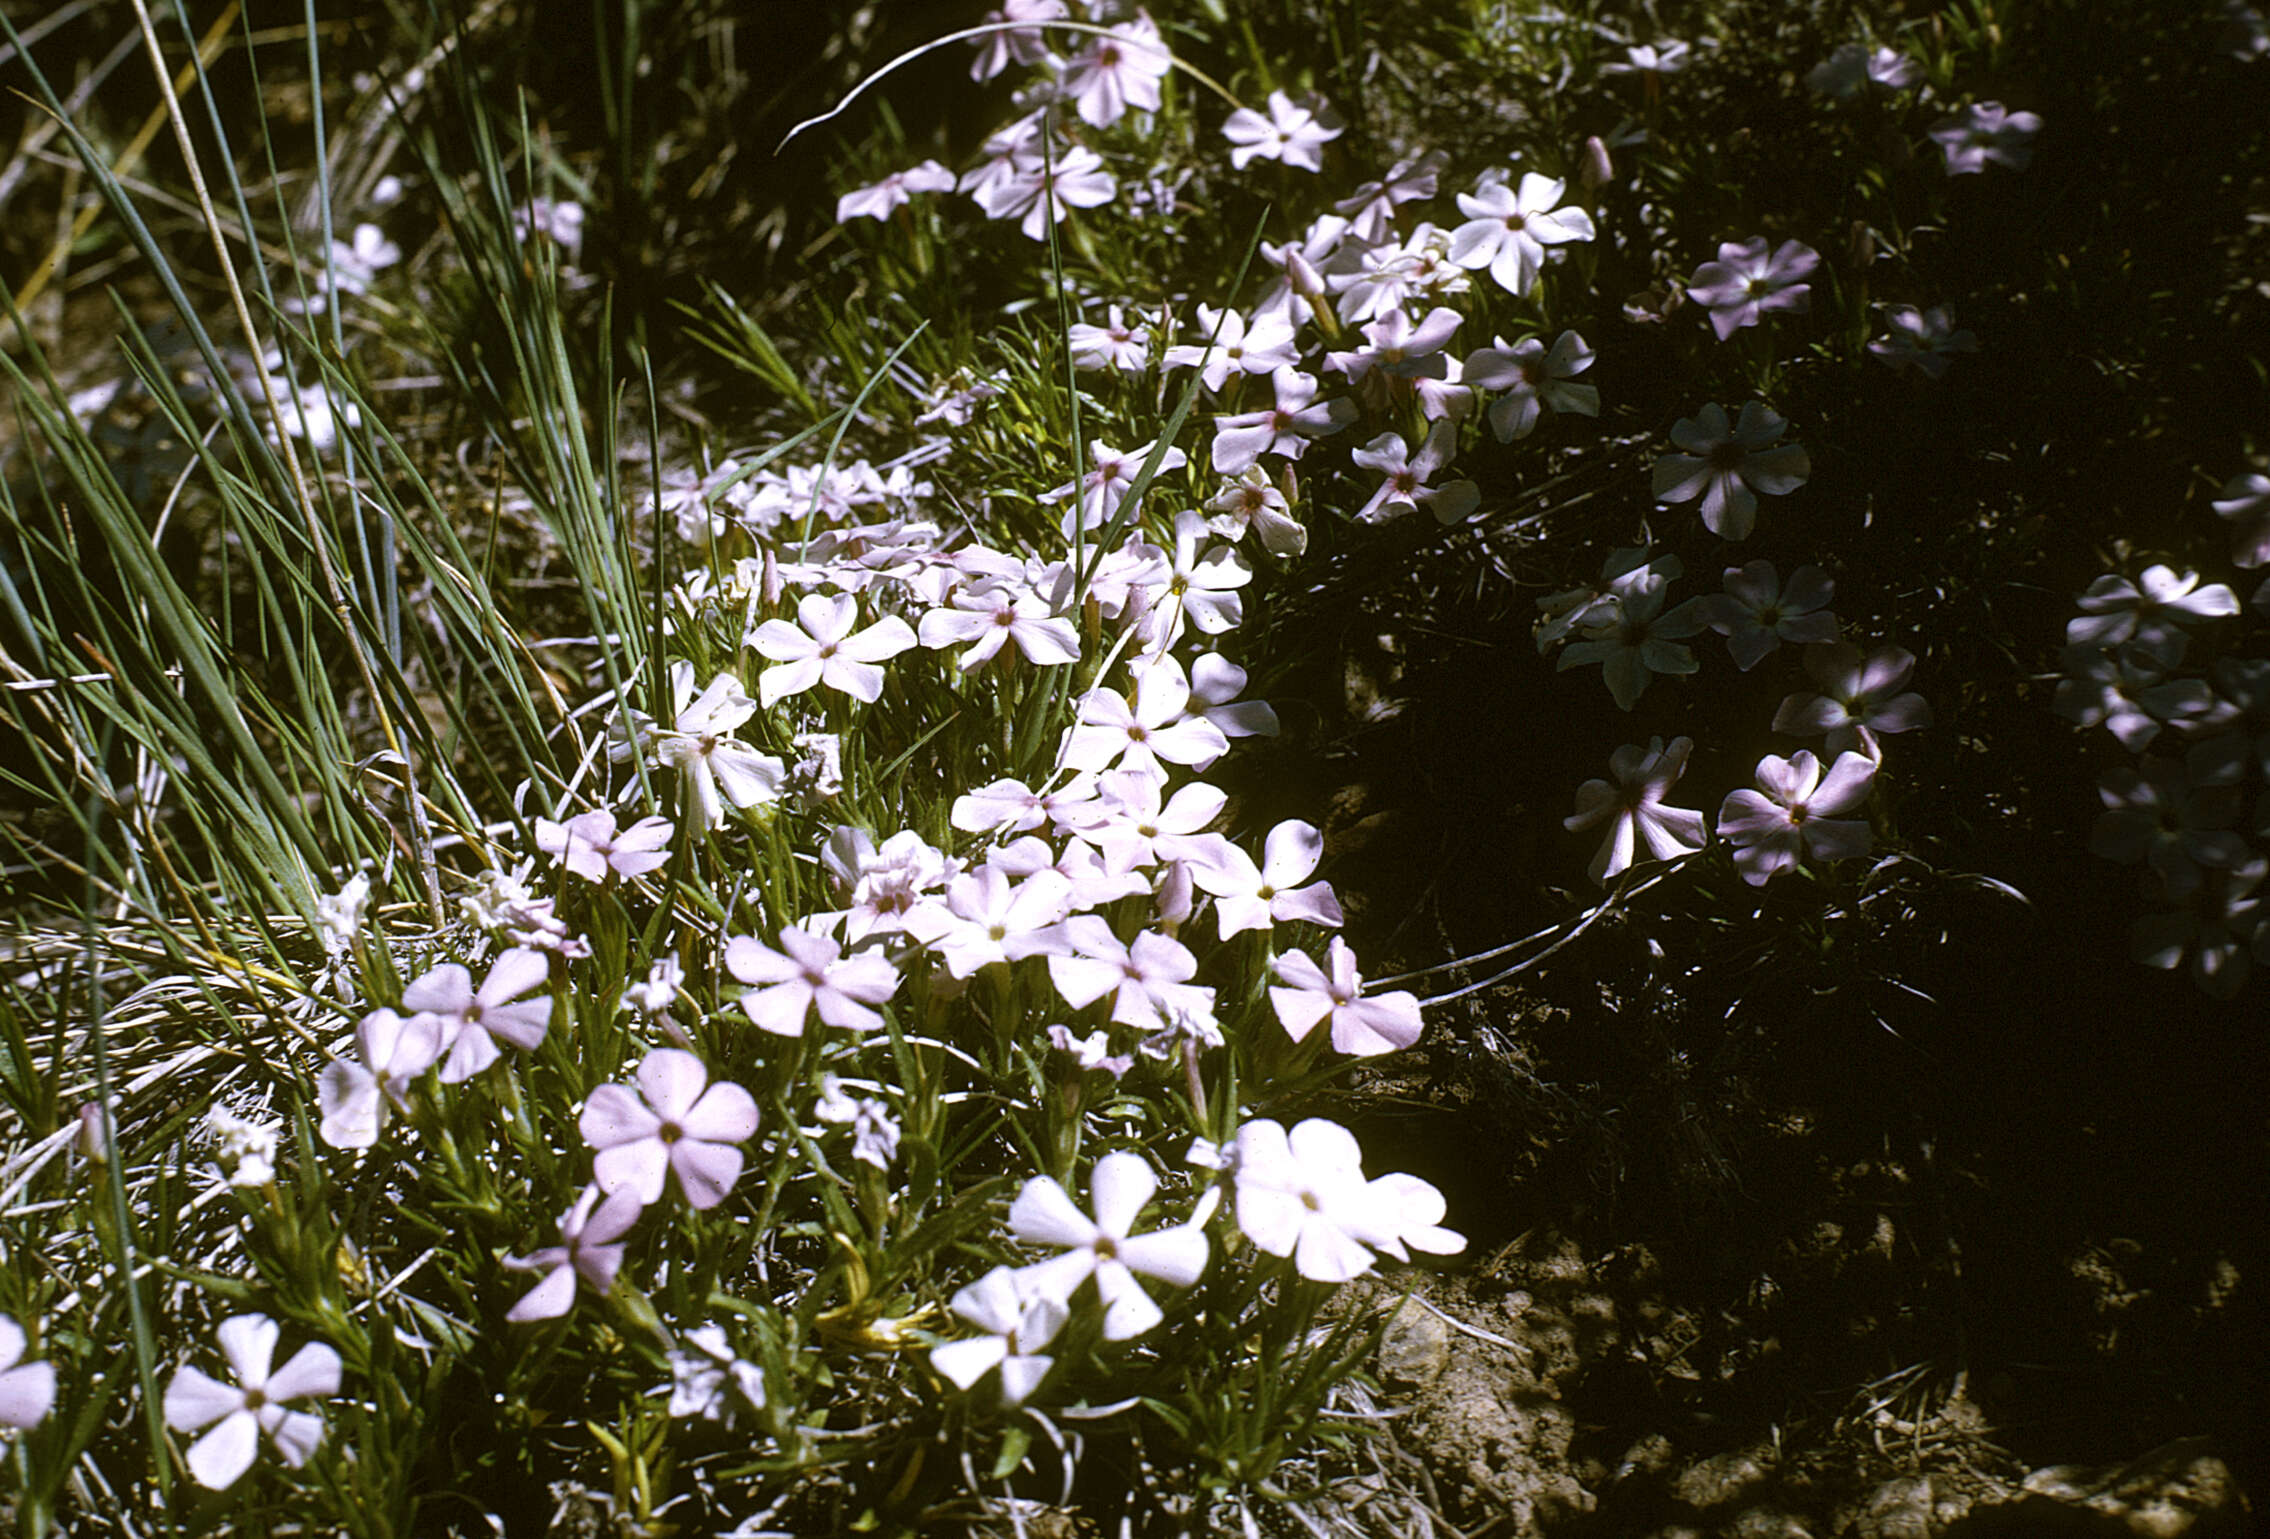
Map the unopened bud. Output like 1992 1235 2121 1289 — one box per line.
77 1102 112 1162
1579 135 1614 190
1848 218 1875 271
1285 247 1325 302
760 545 782 609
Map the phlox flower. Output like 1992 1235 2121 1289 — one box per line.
1327 227 1464 322
1349 424 1480 525
814 1074 904 1170
1047 1024 1135 1078
1564 736 1710 886
1073 766 1229 876
1210 367 1358 475
513 197 585 257
1135 509 1252 644
1537 545 1677 650
503 1183 644 1322
1221 90 1341 171
1464 330 1598 442
1717 751 1877 886
1696 560 1840 670
1042 439 1188 534
1558 584 1707 710
665 1324 767 1424
1162 305 1301 394
932 1266 1067 1405
533 808 673 883
1269 936 1421 1056
1067 304 1151 373
646 664 786 831
750 592 918 707
2091 758 2249 898
1206 467 1307 558
821 826 952 943
318 1006 443 1150
1010 1151 1209 1339
163 1315 341 1491
1807 43 1919 97
1333 149 1446 242
969 0 1065 81
1685 237 1819 340
2053 644 2213 752
1190 651 1281 739
2132 859 2263 1001
0 1316 55 1429
405 948 552 1084
1194 819 1342 939
919 580 1080 670
1448 170 1596 297
1048 915 1217 1039
1651 401 1811 541
950 773 1099 836
1930 102 2042 174
2212 472 2270 569
582 1049 760 1210
972 142 1118 240
1869 304 1980 379
836 160 956 223
1061 656 1230 776
1602 39 1690 75
1323 305 1463 390
1773 642 1935 759
2066 566 2239 667
727 925 900 1036
1061 13 1171 128
1231 1118 1460 1283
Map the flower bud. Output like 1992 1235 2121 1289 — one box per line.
1579 135 1614 190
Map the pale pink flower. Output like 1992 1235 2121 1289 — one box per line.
919 580 1080 670
1047 915 1216 1038
1929 102 2042 174
163 1316 340 1490
1205 467 1307 557
1332 150 1447 242
0 1317 55 1430
1772 642 1934 759
1686 237 1819 340
1067 304 1151 373
1651 401 1811 541
533 808 673 883
1061 656 1231 775
503 1184 644 1322
1189 651 1281 739
1010 1151 1209 1338
836 161 956 223
969 0 1065 81
725 925 900 1035
1323 305 1463 387
1269 936 1420 1056
1162 305 1301 394
1210 367 1358 474
1868 304 1979 379
1042 439 1188 534
1564 736 1710 885
750 592 918 707
582 1050 760 1210
1695 560 1840 670
1194 820 1343 938
1349 423 1480 524
1232 1118 1449 1283
1061 13 1171 128
1463 330 1598 442
648 665 785 830
406 949 552 1084
932 1266 1066 1404
2211 472 2270 569
972 142 1117 241
318 1006 444 1149
1717 751 1877 886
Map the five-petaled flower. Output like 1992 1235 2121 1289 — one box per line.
503 1183 645 1321
1349 424 1481 524
1717 751 1878 886
0 1316 55 1430
163 1315 341 1491
751 592 918 708
1652 401 1811 541
836 161 956 223
726 925 902 1036
1773 642 1935 759
1448 171 1596 297
931 1265 1067 1405
1009 1151 1209 1339
1269 936 1423 1056
1686 237 1820 340
1231 1118 1461 1283
1868 305 1980 379
1464 330 1599 442
1221 90 1342 171
582 1050 761 1210
403 948 553 1084
1564 736 1711 885
533 808 674 883
1929 102 2042 175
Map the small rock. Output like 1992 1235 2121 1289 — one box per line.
1378 1297 1451 1385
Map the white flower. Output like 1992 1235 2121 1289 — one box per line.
969 0 1065 81
1602 39 1690 75
582 1050 761 1211
1772 643 1935 760
1047 917 1216 1039
1929 102 2042 175
313 873 370 957
1220 90 1341 171
1192 819 1343 939
1009 1152 1209 1339
1463 331 1598 442
1162 305 1301 394
318 1007 443 1150
931 1266 1066 1405
1717 751 1878 886
1068 304 1152 373
666 1325 767 1423
1210 367 1358 475
1447 171 1595 297
647 664 787 831
503 1184 644 1322
1807 43 1919 97
2066 566 2239 667
814 1075 903 1169
163 1316 341 1490
1694 560 1840 670
0 1317 56 1430
405 948 553 1084
1348 423 1480 525
1869 304 1980 379
1205 466 1307 557
205 1105 279 1188
532 808 674 883
1231 1119 1459 1283
1332 150 1446 241
2212 472 2270 569
725 926 900 1036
